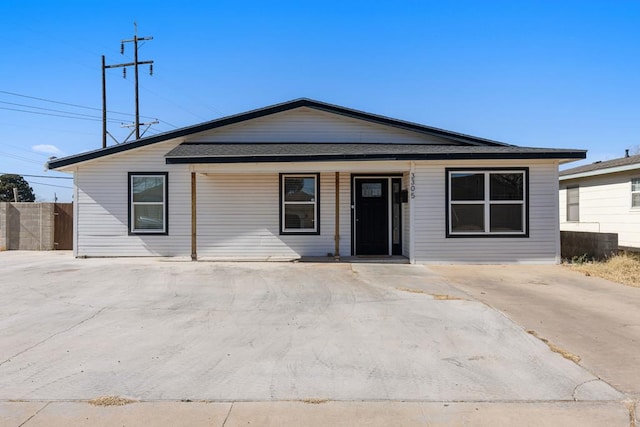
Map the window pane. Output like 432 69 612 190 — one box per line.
451 204 484 232
567 205 579 221
284 204 315 229
633 179 640 192
567 187 579 204
133 176 164 202
284 177 315 201
451 173 484 201
490 204 523 232
362 183 382 197
490 173 523 200
633 193 640 208
133 204 164 230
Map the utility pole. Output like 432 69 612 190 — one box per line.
101 23 155 147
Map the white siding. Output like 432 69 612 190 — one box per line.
196 172 351 259
560 170 640 248
412 160 561 264
187 108 455 144
402 171 410 257
75 140 191 257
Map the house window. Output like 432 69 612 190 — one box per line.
447 169 527 237
566 185 579 221
632 179 640 208
129 172 168 234
280 173 319 235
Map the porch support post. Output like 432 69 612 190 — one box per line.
334 172 340 259
191 172 197 261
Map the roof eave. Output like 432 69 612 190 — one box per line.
560 162 640 180
166 151 587 164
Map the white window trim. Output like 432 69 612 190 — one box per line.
448 169 527 236
129 173 168 234
632 178 640 209
280 173 319 234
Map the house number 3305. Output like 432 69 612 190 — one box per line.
410 173 416 199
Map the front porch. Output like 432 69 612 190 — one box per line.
185 162 414 262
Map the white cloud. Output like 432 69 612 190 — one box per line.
32 144 63 155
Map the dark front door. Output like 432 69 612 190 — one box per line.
355 178 389 255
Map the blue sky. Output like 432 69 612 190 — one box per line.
1 0 639 202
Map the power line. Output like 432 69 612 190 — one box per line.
0 106 123 123
0 151 45 165
0 100 124 121
28 180 73 189
0 173 73 180
0 90 157 119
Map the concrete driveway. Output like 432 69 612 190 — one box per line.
431 264 640 398
0 252 634 426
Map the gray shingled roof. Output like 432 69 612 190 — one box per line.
560 154 640 176
165 142 585 164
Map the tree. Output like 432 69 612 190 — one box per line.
0 174 36 202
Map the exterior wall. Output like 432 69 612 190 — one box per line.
0 202 55 250
402 171 411 257
561 231 618 259
187 108 456 144
196 172 351 259
74 140 191 257
73 149 561 262
560 170 640 248
412 159 561 264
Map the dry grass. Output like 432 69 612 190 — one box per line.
567 252 640 288
88 396 137 406
527 330 581 363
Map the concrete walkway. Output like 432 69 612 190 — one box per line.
1 400 634 427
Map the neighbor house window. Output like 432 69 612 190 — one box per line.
129 172 168 234
566 185 579 221
447 169 527 237
632 179 640 208
280 173 319 234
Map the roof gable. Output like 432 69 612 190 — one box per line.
185 107 461 145
47 98 588 170
48 98 515 169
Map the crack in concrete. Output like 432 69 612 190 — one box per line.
17 401 50 427
0 307 107 368
571 378 601 401
222 401 234 427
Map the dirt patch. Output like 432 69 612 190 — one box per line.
88 396 137 406
396 287 426 294
396 288 465 300
566 252 640 288
527 330 581 363
431 294 465 301
300 398 329 404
